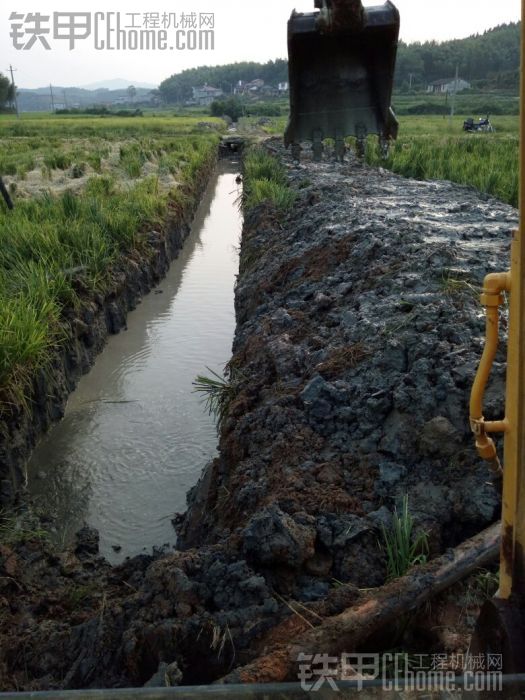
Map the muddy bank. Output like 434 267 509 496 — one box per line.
179 143 515 584
0 150 217 504
0 144 516 690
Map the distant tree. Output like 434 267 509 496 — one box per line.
0 73 14 110
149 88 164 105
394 22 520 89
210 97 244 121
127 85 137 102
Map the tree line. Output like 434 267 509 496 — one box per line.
159 60 288 103
395 22 520 91
158 22 520 104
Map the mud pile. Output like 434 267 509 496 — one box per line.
180 144 515 588
0 145 516 690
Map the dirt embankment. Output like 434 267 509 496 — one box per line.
180 145 515 580
0 152 217 504
0 145 517 691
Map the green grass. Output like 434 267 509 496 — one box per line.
392 92 520 117
381 495 429 581
239 109 519 208
193 367 238 433
0 114 224 139
366 120 519 206
243 147 296 213
0 508 48 545
0 115 221 410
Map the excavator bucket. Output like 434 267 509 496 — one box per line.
285 0 400 160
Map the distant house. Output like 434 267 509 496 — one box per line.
191 85 224 106
235 79 265 96
278 82 289 93
243 79 265 94
427 78 471 94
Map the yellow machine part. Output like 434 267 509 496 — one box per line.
469 0 525 602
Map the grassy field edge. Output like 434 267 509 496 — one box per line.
0 140 219 501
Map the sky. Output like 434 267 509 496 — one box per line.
0 0 521 89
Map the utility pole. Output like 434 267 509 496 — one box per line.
7 64 19 119
49 83 55 112
408 73 414 90
450 64 459 121
62 89 68 109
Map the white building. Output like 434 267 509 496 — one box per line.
427 78 471 94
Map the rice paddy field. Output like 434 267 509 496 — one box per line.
366 114 520 207
0 107 519 411
0 114 223 409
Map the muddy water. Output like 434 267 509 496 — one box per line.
26 162 242 563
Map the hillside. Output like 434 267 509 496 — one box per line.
159 22 520 104
15 86 156 113
396 22 520 90
159 60 288 103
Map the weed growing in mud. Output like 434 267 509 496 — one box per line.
193 367 239 433
0 509 48 546
243 147 296 213
317 343 370 378
441 272 480 301
211 623 235 662
468 568 499 602
381 495 429 581
67 584 97 607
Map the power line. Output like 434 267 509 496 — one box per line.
450 64 459 121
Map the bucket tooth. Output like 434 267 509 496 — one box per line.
312 129 324 161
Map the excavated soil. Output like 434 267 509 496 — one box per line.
0 142 517 690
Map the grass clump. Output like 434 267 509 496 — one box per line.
0 509 48 546
381 495 429 581
43 150 72 171
441 271 480 301
193 367 238 433
243 147 296 213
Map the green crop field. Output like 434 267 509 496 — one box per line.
366 114 519 207
0 114 223 409
243 110 519 208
